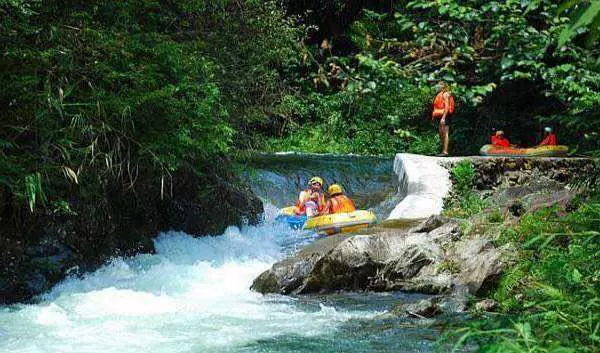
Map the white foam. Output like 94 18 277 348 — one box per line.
35 303 71 326
0 220 378 353
388 153 464 220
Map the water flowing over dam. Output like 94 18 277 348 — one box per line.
241 152 456 221
0 153 455 353
238 153 403 219
388 154 462 220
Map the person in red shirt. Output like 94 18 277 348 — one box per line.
491 130 511 147
539 127 557 146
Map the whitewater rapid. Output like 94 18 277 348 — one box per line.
0 206 383 353
0 153 455 352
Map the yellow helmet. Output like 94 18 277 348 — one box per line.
328 184 343 195
309 176 324 186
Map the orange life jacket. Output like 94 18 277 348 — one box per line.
295 190 325 215
328 195 356 214
432 91 455 119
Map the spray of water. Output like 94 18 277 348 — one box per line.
0 154 450 353
0 205 381 353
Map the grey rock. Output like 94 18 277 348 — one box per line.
392 298 442 318
409 215 447 233
427 220 462 245
452 239 512 295
251 234 351 294
392 264 453 294
438 288 469 313
391 287 469 318
475 298 499 312
252 215 512 298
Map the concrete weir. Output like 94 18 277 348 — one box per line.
387 153 463 220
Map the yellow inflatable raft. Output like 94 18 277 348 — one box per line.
279 206 300 217
278 207 377 235
480 144 569 157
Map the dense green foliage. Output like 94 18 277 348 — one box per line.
3 0 600 213
263 85 439 155
0 0 298 212
449 194 599 352
443 161 488 218
267 0 600 156
200 2 302 147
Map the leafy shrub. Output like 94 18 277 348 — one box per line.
202 1 303 148
443 160 487 218
451 160 477 194
263 77 436 155
0 0 297 212
486 209 504 223
449 195 600 353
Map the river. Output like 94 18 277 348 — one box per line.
0 154 450 353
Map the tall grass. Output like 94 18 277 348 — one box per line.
447 194 600 353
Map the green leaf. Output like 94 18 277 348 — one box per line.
558 0 582 15
559 1 600 47
572 268 582 283
25 172 45 213
501 56 514 70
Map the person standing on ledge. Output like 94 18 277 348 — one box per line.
431 81 455 156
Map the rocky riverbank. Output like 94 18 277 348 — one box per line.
251 216 513 310
252 155 594 316
388 153 593 220
0 160 263 304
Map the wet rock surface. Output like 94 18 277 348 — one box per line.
392 298 442 318
388 288 470 319
464 157 591 212
475 299 499 312
251 216 515 300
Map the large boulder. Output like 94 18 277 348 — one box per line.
251 234 350 294
251 216 514 297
